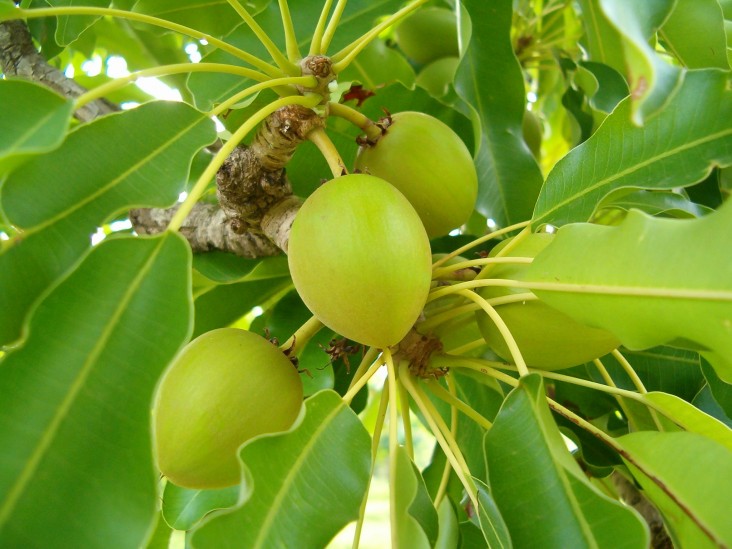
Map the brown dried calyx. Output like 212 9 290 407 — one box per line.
394 329 446 379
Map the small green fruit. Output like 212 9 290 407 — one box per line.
354 112 478 238
522 109 543 159
476 233 620 370
153 328 303 489
395 7 459 65
287 174 432 348
416 56 459 97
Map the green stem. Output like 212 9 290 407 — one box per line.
319 0 348 54
210 75 316 117
351 380 389 549
454 290 530 377
331 0 430 72
434 376 459 508
309 0 335 55
431 220 532 270
385 349 400 549
401 365 479 510
343 351 383 404
327 102 382 141
12 6 283 77
420 293 536 333
346 346 380 392
432 256 534 281
426 379 493 430
74 62 270 109
593 358 642 431
445 338 486 356
398 380 414 460
168 94 320 232
308 127 347 177
278 0 302 62
279 316 324 355
225 0 299 74
610 350 666 431
475 226 532 280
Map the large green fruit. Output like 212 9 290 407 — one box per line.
416 56 459 97
395 7 459 65
476 233 620 370
354 111 478 238
287 174 432 348
153 328 303 489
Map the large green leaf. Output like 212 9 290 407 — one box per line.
161 483 238 531
576 0 627 78
47 0 111 46
0 233 192 549
659 0 730 70
484 375 648 549
702 358 732 420
0 101 215 345
532 69 732 227
474 479 512 549
455 0 543 227
619 431 732 548
190 390 371 549
526 202 732 381
0 80 72 176
599 0 681 124
393 446 438 549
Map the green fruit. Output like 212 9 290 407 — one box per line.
153 328 303 489
416 56 459 97
287 174 432 348
354 112 478 238
476 233 620 370
395 7 459 65
522 109 543 159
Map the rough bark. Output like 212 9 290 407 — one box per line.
612 472 673 548
0 19 117 122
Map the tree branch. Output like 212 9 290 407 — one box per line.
0 19 117 122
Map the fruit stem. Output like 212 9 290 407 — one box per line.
168 94 320 232
385 348 401 549
452 290 530 376
431 256 534 281
74 63 269 110
224 0 300 75
351 379 390 549
420 293 536 332
279 315 324 355
309 0 334 55
607 351 667 432
328 102 383 141
319 0 348 54
433 375 459 508
277 0 302 62
342 351 383 404
209 76 318 117
445 338 488 356
401 363 479 511
475 226 533 280
426 378 493 430
397 380 414 460
11 6 284 78
308 127 348 177
593 358 644 432
431 220 532 270
330 0 430 72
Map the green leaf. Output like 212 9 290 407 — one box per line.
659 0 730 70
434 498 459 549
484 375 648 549
162 483 238 531
48 0 110 46
576 0 627 77
599 0 682 124
0 101 215 345
619 431 732 547
532 69 732 227
603 189 712 218
702 358 732 419
393 446 438 549
131 0 253 38
191 390 371 549
642 392 732 452
0 1 17 18
0 233 192 549
456 0 543 227
526 202 732 381
0 80 72 175
192 253 289 284
474 479 512 549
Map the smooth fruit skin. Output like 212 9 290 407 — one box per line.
395 7 459 65
476 233 620 370
354 112 478 238
153 328 303 489
287 174 432 348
